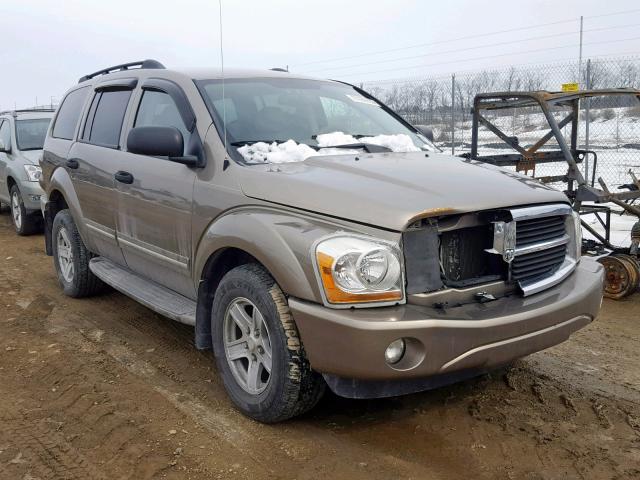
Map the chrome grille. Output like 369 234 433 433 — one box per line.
508 204 578 296
515 216 566 247
511 243 566 282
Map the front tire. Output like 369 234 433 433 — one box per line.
10 185 40 235
52 209 104 298
212 264 325 423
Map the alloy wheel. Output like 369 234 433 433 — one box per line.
57 227 75 283
11 191 22 230
223 297 273 395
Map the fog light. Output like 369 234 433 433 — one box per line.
384 338 406 365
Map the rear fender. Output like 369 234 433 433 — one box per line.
47 167 91 248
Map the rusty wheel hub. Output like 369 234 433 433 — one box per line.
597 254 640 299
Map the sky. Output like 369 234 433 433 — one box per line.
1 0 639 109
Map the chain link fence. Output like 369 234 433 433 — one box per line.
363 56 640 186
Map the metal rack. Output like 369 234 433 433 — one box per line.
467 88 640 298
78 59 165 83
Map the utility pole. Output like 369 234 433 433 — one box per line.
451 74 455 156
578 16 584 85
585 59 591 184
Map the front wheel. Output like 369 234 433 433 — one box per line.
212 264 325 423
10 185 40 235
52 209 104 298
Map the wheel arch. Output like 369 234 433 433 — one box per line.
193 208 329 350
44 167 86 255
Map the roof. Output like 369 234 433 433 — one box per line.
179 67 322 81
75 59 332 86
474 88 640 109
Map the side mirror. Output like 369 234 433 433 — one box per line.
415 125 434 143
127 126 184 158
0 139 10 153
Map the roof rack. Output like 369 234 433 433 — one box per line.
0 108 57 116
78 59 165 83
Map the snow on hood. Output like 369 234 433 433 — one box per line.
316 132 421 153
237 132 421 164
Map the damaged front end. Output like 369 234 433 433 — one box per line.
402 203 581 308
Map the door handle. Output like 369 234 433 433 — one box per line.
66 159 79 169
114 171 134 184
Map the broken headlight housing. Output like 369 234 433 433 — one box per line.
313 235 405 307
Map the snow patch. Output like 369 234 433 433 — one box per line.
238 132 421 164
316 132 421 153
237 140 317 164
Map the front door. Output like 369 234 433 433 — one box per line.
114 88 197 298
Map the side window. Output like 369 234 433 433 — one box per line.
85 90 132 148
134 90 190 153
52 87 89 140
0 120 10 148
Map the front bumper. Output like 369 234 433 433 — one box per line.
19 181 44 212
290 258 603 385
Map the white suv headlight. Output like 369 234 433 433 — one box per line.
24 165 42 182
313 235 405 307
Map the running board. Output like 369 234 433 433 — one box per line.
89 257 196 326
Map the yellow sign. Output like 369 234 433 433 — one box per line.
561 82 580 92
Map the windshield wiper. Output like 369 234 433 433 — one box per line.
312 143 392 153
230 140 289 147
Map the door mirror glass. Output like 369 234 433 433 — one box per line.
127 126 184 158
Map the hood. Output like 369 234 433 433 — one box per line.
18 150 42 165
237 151 569 231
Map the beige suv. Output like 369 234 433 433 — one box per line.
40 60 604 422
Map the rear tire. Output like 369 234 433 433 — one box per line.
10 185 40 236
52 209 104 298
211 264 325 423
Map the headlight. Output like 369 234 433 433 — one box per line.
572 211 582 260
24 165 42 182
313 235 404 306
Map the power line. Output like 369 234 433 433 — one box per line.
331 36 640 80
290 8 640 69
361 50 640 86
299 23 640 75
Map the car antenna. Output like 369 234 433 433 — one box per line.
218 0 230 170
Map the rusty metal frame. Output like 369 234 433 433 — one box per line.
469 88 640 252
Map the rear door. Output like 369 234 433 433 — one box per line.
114 79 198 298
68 79 137 264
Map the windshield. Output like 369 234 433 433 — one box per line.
16 118 51 151
197 78 437 163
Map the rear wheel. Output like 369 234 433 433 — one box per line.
211 264 325 423
52 209 104 298
10 185 40 235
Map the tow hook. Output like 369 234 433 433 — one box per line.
475 291 497 303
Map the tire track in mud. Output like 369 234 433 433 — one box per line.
3 213 640 479
45 305 462 480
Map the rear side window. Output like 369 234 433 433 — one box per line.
85 90 132 148
52 87 89 140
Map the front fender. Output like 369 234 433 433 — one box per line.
194 207 358 303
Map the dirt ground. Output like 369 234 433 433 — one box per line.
0 210 638 480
